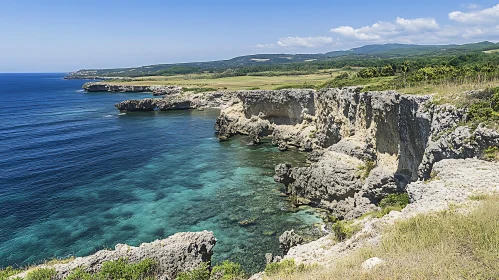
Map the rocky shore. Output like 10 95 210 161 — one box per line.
83 82 182 96
115 87 499 221
10 231 216 280
11 85 498 278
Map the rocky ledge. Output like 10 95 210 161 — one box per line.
115 91 238 111
11 231 216 280
282 158 499 265
83 82 182 96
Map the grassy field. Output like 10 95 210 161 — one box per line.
105 69 350 90
483 49 499 54
266 195 499 280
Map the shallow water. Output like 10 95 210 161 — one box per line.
0 73 321 271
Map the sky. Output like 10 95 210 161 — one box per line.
1 0 499 72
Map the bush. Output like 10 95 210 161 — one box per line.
332 220 361 241
484 146 499 161
176 263 210 280
379 193 410 209
265 259 315 277
0 266 22 280
65 258 156 280
210 261 245 280
25 268 56 280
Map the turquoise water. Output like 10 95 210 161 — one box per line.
0 73 322 271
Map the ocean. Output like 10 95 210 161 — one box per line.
0 73 321 271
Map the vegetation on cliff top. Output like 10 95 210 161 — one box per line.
266 194 499 280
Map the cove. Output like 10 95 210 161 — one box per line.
0 74 322 273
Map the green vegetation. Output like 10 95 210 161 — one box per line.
25 268 56 280
331 220 362 241
484 146 499 161
0 266 22 280
264 259 317 277
360 193 411 219
176 261 245 280
65 258 157 280
356 160 376 180
68 42 498 79
176 263 210 280
210 261 245 280
266 194 499 280
467 87 499 125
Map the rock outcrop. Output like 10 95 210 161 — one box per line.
83 82 182 95
11 231 216 280
278 230 304 255
115 91 237 112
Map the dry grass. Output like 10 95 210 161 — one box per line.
398 78 499 105
266 195 499 280
483 49 499 54
105 71 340 91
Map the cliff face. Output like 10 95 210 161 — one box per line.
11 231 216 280
214 87 499 219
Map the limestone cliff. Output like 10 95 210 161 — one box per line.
213 87 499 219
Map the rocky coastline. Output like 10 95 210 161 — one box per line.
115 87 499 221
17 87 497 279
10 231 216 280
83 82 182 96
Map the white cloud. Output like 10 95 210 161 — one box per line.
330 17 438 42
468 3 479 9
449 4 499 24
276 36 334 48
255 4 499 50
395 17 439 32
254 43 276 49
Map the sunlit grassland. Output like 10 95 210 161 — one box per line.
266 194 499 280
105 69 347 90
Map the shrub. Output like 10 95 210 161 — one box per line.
265 259 315 277
332 220 361 241
357 160 376 180
484 146 499 161
176 263 210 280
210 261 245 280
379 193 410 209
25 268 56 280
0 266 22 280
65 258 156 280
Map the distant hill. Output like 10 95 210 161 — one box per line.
67 41 499 78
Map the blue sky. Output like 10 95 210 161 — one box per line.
1 0 499 72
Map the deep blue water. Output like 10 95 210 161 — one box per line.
0 73 321 271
